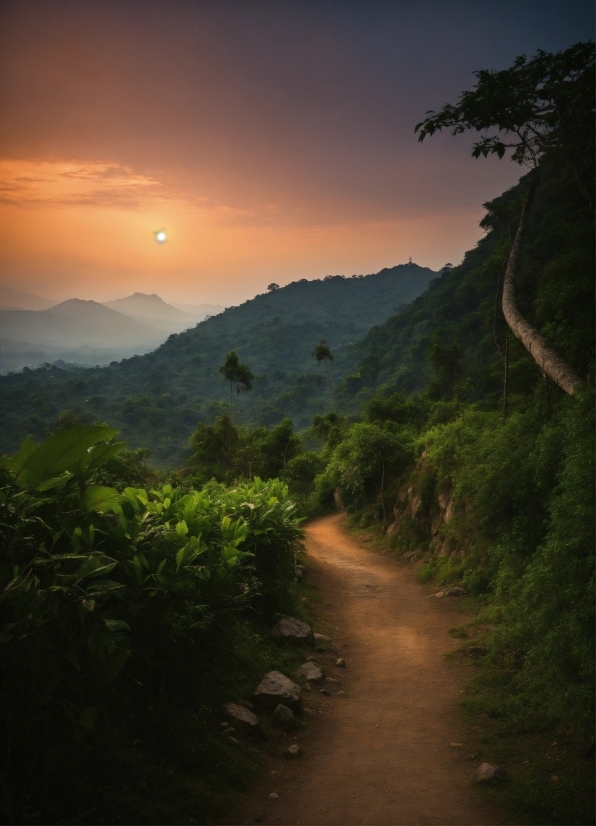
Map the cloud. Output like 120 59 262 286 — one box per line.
0 160 163 208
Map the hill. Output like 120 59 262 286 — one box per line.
0 298 191 373
337 168 593 408
103 292 199 324
0 299 165 349
0 284 54 311
0 262 437 462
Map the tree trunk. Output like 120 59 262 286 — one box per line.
502 177 583 397
502 330 509 419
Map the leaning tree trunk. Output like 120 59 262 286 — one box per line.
502 176 583 396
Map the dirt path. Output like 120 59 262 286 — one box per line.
232 514 505 826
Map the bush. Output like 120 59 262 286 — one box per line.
0 427 302 822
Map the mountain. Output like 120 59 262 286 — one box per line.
0 284 54 311
0 262 437 462
103 293 197 323
0 299 166 354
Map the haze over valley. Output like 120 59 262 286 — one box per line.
0 288 223 372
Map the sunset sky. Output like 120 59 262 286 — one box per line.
0 0 592 306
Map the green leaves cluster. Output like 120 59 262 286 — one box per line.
0 427 301 821
415 42 595 169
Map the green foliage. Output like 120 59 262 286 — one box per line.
283 451 326 507
189 415 302 486
327 422 412 504
415 41 595 172
0 429 302 823
220 350 254 422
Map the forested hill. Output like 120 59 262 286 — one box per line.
0 263 436 463
337 164 593 409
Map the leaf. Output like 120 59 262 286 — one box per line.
222 544 239 561
86 579 126 595
105 649 131 681
84 485 122 513
36 473 74 492
16 426 120 489
75 556 118 581
0 434 37 475
103 618 131 633
85 442 126 471
80 706 98 730
175 520 189 536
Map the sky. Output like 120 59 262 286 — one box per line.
0 0 593 306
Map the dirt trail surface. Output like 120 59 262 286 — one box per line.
231 514 505 826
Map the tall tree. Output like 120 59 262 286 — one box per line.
415 42 594 396
312 342 338 414
219 351 254 424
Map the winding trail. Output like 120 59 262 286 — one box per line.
232 514 504 826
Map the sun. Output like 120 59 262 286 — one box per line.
155 230 167 243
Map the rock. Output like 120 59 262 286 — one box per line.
269 792 279 800
284 743 301 758
313 632 331 644
296 662 324 683
252 671 302 712
324 677 340 684
466 646 488 657
272 704 295 729
320 688 332 696
226 735 239 746
335 658 346 668
271 616 314 646
475 762 504 783
434 587 466 598
294 564 305 580
222 702 261 734
302 682 312 692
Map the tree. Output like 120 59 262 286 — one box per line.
415 42 594 397
267 283 279 291
219 351 254 424
330 423 411 530
312 341 338 414
284 452 325 506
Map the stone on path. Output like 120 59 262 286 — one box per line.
269 792 279 800
222 702 260 734
313 632 331 644
475 762 504 783
272 703 295 729
335 658 346 668
272 615 314 645
434 586 466 598
252 671 302 712
466 646 488 657
284 743 301 758
296 661 324 683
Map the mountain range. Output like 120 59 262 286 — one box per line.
0 262 437 462
0 292 224 372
